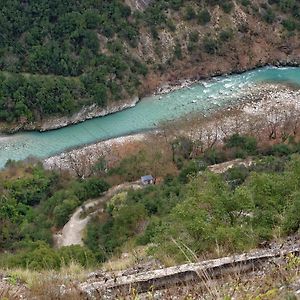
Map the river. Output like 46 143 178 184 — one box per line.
1 66 300 168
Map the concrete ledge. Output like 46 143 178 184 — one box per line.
79 245 300 298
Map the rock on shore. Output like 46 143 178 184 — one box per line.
1 96 139 133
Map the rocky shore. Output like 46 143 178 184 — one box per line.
154 59 300 96
0 96 139 133
43 133 146 172
39 96 139 132
43 82 300 173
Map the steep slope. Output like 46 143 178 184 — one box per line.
0 0 299 132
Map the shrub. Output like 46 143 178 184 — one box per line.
178 160 206 183
262 8 276 23
83 178 110 198
283 192 300 234
197 9 211 25
225 134 257 155
282 18 296 31
184 6 196 20
203 148 227 164
189 31 199 43
271 144 293 156
219 29 234 42
224 165 250 188
174 41 182 59
203 36 218 54
241 0 250 6
0 242 96 270
221 2 234 13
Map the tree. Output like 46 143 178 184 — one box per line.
198 9 211 25
203 36 218 54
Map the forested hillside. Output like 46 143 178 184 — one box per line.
2 134 300 270
0 0 299 130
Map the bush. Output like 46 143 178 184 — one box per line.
0 242 96 270
224 165 250 188
174 41 182 59
241 0 250 6
271 144 293 156
184 6 196 20
203 36 218 54
283 192 300 234
83 178 110 198
225 134 257 155
282 18 296 31
262 8 276 23
178 160 207 183
219 29 234 42
197 9 211 25
221 2 234 13
203 148 227 164
189 31 199 43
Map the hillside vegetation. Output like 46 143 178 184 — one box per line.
85 137 300 265
2 134 300 271
0 0 299 129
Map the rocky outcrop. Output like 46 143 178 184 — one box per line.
208 158 254 174
125 0 153 11
1 96 139 133
38 96 139 132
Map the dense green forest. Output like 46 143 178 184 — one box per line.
0 0 299 125
2 134 300 269
0 162 109 269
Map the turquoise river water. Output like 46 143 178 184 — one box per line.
0 66 300 168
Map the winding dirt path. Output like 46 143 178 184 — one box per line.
54 182 142 248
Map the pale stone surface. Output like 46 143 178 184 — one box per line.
208 158 254 174
40 97 139 131
79 244 300 299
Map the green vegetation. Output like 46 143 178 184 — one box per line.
0 161 109 269
0 0 146 123
2 133 300 270
83 136 300 264
198 9 211 25
0 0 300 274
0 0 299 126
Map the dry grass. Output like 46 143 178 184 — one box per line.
103 245 151 272
132 254 300 300
1 254 300 299
0 262 90 299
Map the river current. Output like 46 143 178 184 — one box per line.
1 66 300 168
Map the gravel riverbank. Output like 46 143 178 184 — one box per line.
43 83 300 173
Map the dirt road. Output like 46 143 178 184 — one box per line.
55 182 142 248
